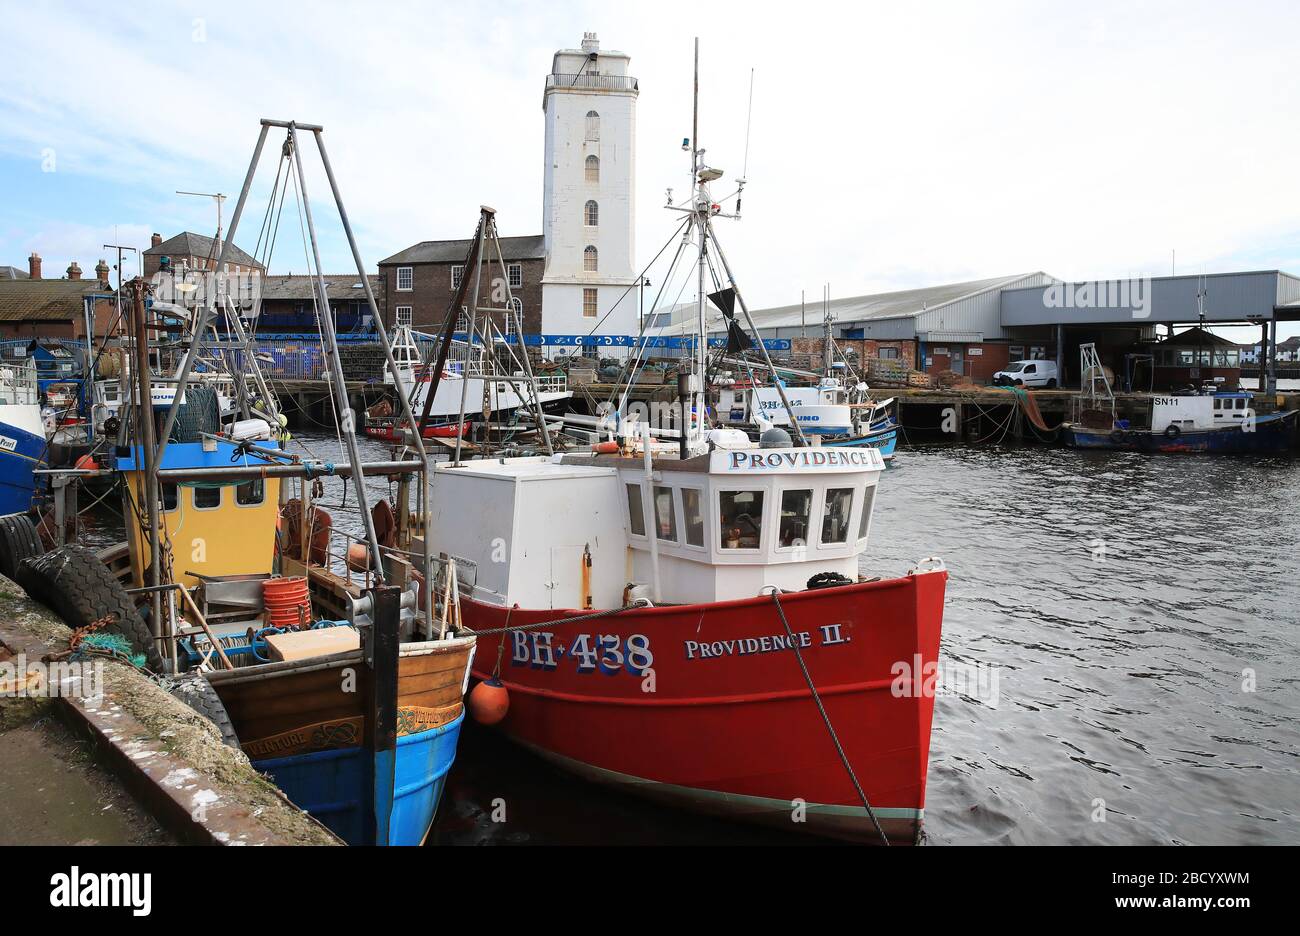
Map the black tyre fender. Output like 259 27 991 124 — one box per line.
1164 424 1181 439
0 514 43 581
15 545 165 672
1108 429 1125 444
168 672 239 748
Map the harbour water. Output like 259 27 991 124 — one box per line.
86 432 1300 844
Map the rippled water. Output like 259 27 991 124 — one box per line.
870 447 1300 845
90 431 1300 844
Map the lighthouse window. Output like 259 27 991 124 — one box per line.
194 486 221 510
585 200 599 227
586 154 600 182
584 246 598 272
625 483 645 536
583 288 598 318
654 486 677 542
720 490 764 550
821 488 854 544
681 487 705 547
585 110 600 142
779 489 812 548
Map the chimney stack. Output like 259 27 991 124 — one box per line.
66 261 82 280
151 233 163 248
95 259 111 287
28 252 41 280
581 32 600 54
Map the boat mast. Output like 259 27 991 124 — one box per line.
691 39 706 452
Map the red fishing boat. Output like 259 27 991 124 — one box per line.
363 417 469 443
430 444 947 843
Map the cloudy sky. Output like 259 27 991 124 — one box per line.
3 0 1299 340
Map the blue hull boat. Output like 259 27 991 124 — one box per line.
1068 410 1297 454
254 711 467 846
823 419 898 460
0 414 45 516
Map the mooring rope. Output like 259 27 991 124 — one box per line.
764 587 890 846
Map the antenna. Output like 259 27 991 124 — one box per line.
741 68 754 181
177 190 228 269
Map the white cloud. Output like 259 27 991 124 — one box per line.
2 0 1299 345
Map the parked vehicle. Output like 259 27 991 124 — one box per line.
993 359 1058 388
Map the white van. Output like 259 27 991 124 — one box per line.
992 360 1059 389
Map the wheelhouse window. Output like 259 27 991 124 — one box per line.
681 488 705 547
821 488 854 544
857 486 876 540
396 266 413 291
720 490 764 550
779 489 812 548
626 483 645 536
194 486 221 509
654 486 677 542
160 483 178 512
236 479 264 506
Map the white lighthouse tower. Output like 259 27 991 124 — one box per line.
540 33 639 351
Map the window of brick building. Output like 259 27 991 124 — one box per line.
584 246 598 272
451 265 463 290
508 263 522 288
455 307 469 333
395 306 412 327
396 267 413 291
583 288 598 318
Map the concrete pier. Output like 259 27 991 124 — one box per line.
0 576 341 846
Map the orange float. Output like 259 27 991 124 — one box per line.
468 677 509 726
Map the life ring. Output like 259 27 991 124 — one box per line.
1164 424 1181 439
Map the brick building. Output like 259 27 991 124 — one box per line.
377 235 546 338
0 252 116 340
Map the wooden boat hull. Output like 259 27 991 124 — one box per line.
463 570 946 843
208 636 476 845
1067 410 1297 454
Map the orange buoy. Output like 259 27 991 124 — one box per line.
468 677 509 726
346 542 370 572
74 454 100 471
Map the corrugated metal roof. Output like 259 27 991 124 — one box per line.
380 235 545 266
0 279 102 322
657 272 1050 337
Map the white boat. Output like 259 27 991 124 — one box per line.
0 362 45 515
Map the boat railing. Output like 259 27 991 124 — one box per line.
0 360 40 406
534 374 568 394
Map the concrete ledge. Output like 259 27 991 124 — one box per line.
0 577 341 846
